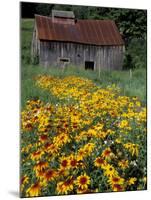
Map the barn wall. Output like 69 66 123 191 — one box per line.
31 24 40 63
38 41 124 70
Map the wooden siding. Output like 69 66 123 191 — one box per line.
31 24 40 63
36 41 124 70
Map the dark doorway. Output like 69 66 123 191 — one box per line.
85 61 94 70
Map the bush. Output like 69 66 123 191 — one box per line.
123 38 147 70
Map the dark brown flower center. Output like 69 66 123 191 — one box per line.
80 177 87 184
70 159 77 167
97 158 104 164
62 160 68 167
112 177 120 182
113 184 122 191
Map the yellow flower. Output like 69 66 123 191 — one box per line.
102 147 112 158
124 143 139 156
77 148 86 161
59 156 69 169
61 177 74 194
56 181 65 194
127 177 137 185
136 101 141 107
108 176 124 186
77 187 88 194
53 133 70 147
112 184 124 192
30 150 44 161
44 169 57 183
26 182 41 197
76 173 90 190
118 160 129 169
94 157 107 168
33 161 48 174
119 120 129 128
103 164 118 177
115 138 122 143
68 155 78 169
21 175 29 191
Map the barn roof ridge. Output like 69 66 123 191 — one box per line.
35 14 124 46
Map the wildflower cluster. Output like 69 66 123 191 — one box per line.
21 75 147 197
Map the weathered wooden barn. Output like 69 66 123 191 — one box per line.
31 10 125 70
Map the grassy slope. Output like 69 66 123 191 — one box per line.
21 19 147 108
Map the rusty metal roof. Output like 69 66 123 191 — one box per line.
35 14 124 46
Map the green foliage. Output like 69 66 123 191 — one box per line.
35 4 54 16
21 19 34 64
123 38 147 69
105 9 147 41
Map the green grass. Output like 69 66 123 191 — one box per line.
21 18 147 108
21 19 34 64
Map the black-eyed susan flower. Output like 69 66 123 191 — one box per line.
21 75 147 196
33 161 48 173
21 175 29 185
61 177 74 194
108 176 124 186
119 120 129 128
118 159 129 169
56 181 65 194
39 134 48 143
127 177 137 185
44 169 57 182
77 148 86 161
102 148 112 157
26 182 41 197
103 164 118 177
69 155 78 169
31 150 44 161
124 143 139 157
112 184 124 192
44 143 59 155
21 175 29 191
76 173 90 190
53 133 70 147
94 157 107 168
59 156 69 169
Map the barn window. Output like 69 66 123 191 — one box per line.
59 57 70 63
85 61 94 70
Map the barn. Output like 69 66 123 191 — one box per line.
31 10 125 70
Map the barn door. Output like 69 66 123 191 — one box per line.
85 61 94 70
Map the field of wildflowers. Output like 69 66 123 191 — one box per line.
20 75 147 197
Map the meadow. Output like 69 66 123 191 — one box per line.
20 19 147 197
